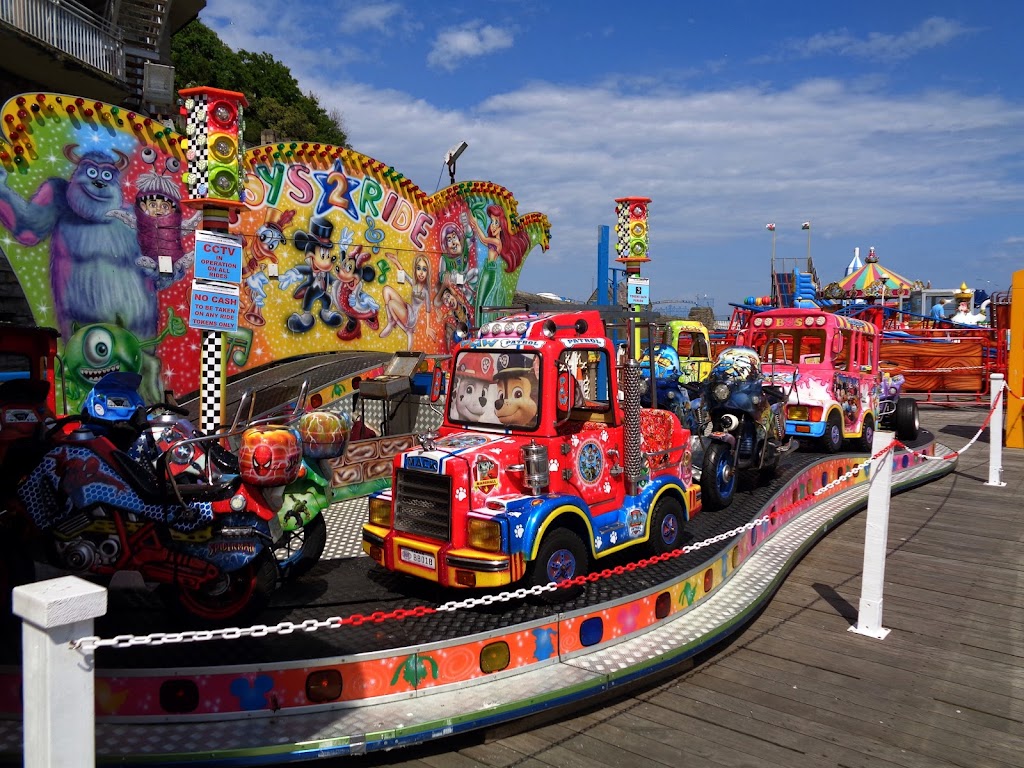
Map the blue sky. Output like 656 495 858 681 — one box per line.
201 0 1024 316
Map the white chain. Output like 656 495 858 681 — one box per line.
71 445 909 653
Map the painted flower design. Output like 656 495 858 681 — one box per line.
454 487 467 502
515 523 524 538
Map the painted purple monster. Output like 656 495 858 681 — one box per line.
0 144 157 339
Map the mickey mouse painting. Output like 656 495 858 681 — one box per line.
494 352 540 429
278 216 343 333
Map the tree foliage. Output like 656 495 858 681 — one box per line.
170 19 347 148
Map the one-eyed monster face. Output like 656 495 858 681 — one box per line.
64 321 145 391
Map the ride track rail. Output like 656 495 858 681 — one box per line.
0 429 958 765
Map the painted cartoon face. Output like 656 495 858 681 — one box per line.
252 444 273 477
494 374 539 429
257 224 285 250
450 376 496 422
310 245 336 273
414 258 429 283
140 197 174 217
445 231 462 254
335 252 358 282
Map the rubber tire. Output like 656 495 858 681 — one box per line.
163 548 278 627
527 529 588 603
646 496 685 555
700 442 736 511
820 412 844 454
895 398 920 441
855 414 875 453
274 512 327 581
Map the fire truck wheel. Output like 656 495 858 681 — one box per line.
855 414 875 453
528 529 588 602
647 496 684 555
895 398 920 441
820 412 844 454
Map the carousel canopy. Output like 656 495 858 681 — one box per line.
835 247 921 298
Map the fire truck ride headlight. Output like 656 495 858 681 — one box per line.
368 496 392 526
787 405 809 421
468 519 502 552
711 383 730 402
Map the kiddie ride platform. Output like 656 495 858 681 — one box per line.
0 434 955 765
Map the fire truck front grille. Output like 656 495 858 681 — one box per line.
394 469 452 541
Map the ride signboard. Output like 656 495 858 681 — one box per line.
627 276 650 306
189 279 240 333
193 230 243 283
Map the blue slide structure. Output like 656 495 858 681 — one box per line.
792 270 820 308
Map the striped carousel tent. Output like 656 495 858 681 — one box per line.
835 247 921 298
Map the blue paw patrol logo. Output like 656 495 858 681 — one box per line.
577 441 603 484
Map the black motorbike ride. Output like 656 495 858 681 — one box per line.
10 372 293 625
688 346 793 510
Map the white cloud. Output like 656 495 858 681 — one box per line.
199 2 1020 306
785 17 971 61
426 21 514 71
339 3 400 32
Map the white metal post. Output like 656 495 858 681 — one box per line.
986 373 1007 487
13 576 107 768
849 429 895 640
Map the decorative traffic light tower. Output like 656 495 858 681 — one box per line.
615 196 652 357
180 87 248 432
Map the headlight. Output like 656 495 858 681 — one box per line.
787 405 809 421
468 518 502 552
368 496 391 527
711 383 730 402
229 494 247 512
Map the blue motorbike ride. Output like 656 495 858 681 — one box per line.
688 347 793 510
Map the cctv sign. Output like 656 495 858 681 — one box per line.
193 230 243 283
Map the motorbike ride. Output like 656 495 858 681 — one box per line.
8 371 303 624
638 344 702 437
688 346 793 510
221 381 350 580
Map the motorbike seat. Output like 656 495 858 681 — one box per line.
110 450 170 505
173 474 242 502
111 449 243 504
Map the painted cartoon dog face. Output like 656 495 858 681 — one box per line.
494 373 539 429
450 374 497 423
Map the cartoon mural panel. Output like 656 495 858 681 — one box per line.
0 92 551 413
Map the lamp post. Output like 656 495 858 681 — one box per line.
802 221 811 265
445 140 468 185
766 223 777 305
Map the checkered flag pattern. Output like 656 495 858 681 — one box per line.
200 330 223 434
615 201 630 259
184 93 210 200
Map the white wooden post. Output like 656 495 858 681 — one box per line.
986 373 1007 487
13 576 107 768
849 429 894 640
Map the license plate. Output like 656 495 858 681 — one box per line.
400 547 436 570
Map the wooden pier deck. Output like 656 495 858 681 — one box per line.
331 406 1024 768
